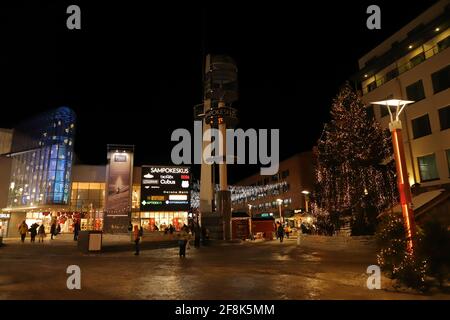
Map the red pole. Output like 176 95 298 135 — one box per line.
391 127 416 253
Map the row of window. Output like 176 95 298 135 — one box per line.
404 65 450 103
417 150 450 182
365 35 450 94
411 105 450 139
251 170 290 187
250 198 293 211
233 184 291 205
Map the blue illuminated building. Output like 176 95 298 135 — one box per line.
7 107 76 207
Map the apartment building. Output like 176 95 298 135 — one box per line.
353 0 450 190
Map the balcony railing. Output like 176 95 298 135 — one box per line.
362 39 450 95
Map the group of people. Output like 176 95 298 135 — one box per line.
275 222 292 243
177 223 209 258
18 221 46 243
18 219 81 243
130 221 210 258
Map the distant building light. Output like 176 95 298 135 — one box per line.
435 27 440 32
364 74 368 78
408 45 413 49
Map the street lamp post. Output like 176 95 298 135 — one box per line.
248 204 253 240
301 190 310 213
276 199 283 224
371 99 417 253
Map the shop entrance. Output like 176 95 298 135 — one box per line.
139 211 188 231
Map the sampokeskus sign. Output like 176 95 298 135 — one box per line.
140 166 191 211
205 106 238 127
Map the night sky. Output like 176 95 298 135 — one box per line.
0 0 437 183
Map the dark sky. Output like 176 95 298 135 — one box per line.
0 0 437 183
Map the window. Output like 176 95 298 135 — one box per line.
431 65 450 94
410 52 425 68
379 94 394 117
446 150 450 177
418 154 439 181
412 114 432 139
406 80 425 102
380 105 396 118
437 35 450 52
367 81 377 92
385 68 399 81
438 105 450 131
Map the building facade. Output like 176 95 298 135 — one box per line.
354 0 450 191
2 107 76 236
0 128 13 236
0 128 13 155
232 151 315 222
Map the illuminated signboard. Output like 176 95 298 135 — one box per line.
140 165 191 211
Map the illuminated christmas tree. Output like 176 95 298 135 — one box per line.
314 84 398 235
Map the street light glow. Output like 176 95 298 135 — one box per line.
301 190 310 195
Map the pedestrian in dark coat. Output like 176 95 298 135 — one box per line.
29 223 39 243
194 224 201 248
73 219 81 241
277 224 285 243
50 222 56 240
133 225 141 255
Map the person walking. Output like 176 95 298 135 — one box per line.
50 221 56 240
73 219 81 241
56 223 61 235
194 224 201 248
277 224 284 243
285 224 291 239
18 221 28 243
29 223 38 243
37 223 46 243
178 229 189 258
133 225 141 255
275 222 279 240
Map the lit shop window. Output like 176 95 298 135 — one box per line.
70 182 105 210
132 186 141 209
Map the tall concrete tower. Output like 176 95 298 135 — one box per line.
195 54 238 240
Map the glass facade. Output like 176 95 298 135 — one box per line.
7 107 76 207
70 182 105 211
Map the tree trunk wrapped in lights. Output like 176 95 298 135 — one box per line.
314 84 398 235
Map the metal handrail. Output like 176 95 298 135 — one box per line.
362 43 447 95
